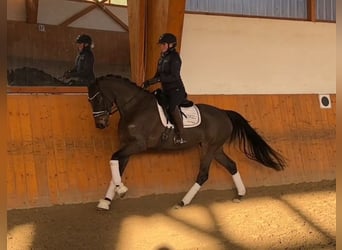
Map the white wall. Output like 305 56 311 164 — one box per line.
181 14 336 94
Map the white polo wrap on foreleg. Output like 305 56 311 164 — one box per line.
104 180 116 200
182 183 201 206
232 171 246 195
110 160 121 185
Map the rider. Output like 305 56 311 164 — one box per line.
143 33 188 145
63 34 95 86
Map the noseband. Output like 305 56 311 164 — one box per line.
88 91 117 117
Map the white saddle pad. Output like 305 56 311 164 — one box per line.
156 102 201 128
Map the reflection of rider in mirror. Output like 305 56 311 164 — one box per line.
63 34 95 86
143 33 188 145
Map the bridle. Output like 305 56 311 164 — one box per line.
88 91 118 117
88 85 145 118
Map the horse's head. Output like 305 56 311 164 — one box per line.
87 83 114 129
88 75 151 129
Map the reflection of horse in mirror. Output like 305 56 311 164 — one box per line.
88 75 286 210
7 67 65 86
7 67 92 86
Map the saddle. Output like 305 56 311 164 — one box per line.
153 89 201 128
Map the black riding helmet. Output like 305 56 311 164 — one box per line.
158 33 177 46
76 34 92 45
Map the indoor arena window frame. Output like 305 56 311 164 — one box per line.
185 0 336 23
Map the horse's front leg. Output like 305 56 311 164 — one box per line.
110 156 130 198
97 156 129 210
97 143 145 211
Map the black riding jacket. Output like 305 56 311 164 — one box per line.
69 47 95 84
153 49 185 92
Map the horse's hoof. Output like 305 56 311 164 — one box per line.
115 184 128 198
118 192 127 199
232 195 244 203
97 199 111 210
173 201 185 209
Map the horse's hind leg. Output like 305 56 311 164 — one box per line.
177 144 217 207
215 149 246 202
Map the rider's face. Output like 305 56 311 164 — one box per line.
159 43 169 53
77 43 85 52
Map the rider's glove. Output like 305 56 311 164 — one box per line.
63 71 72 79
142 80 151 89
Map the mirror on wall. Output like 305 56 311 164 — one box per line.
7 0 130 87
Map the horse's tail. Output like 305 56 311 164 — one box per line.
226 110 286 171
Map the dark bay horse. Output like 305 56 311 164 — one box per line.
87 75 286 210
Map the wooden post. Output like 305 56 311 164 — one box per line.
127 0 186 83
145 0 186 79
127 0 147 83
0 0 7 248
307 0 316 22
26 0 39 24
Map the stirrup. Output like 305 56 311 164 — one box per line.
173 136 187 145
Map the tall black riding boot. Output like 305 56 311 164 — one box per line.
171 108 187 145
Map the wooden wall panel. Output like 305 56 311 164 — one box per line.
7 93 336 209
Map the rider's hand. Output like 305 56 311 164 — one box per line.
142 80 150 89
63 71 71 79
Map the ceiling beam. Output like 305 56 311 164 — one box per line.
94 1 128 31
60 4 98 26
26 0 39 24
63 0 128 31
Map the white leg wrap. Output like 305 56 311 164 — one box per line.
232 171 246 196
97 199 111 210
115 183 128 197
110 160 121 185
104 180 116 200
182 183 201 206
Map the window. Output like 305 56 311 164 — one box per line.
316 0 336 21
185 0 336 22
106 0 127 6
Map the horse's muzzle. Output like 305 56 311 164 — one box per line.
95 115 109 129
96 123 106 129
